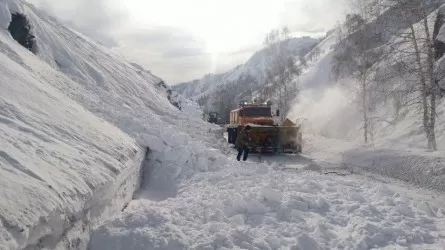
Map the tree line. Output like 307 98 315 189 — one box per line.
332 0 445 151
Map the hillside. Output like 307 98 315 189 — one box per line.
284 1 445 197
289 3 445 150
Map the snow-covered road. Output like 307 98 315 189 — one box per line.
89 135 445 250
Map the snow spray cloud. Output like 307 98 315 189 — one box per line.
288 84 360 139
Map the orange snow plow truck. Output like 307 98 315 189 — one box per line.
226 101 302 154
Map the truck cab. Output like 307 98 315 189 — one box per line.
230 105 272 125
208 112 220 124
227 102 279 144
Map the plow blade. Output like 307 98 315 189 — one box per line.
247 125 302 154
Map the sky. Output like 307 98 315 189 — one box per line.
27 0 349 84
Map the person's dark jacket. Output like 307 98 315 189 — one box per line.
235 129 250 148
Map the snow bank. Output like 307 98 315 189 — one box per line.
344 147 445 192
303 133 445 192
0 28 146 250
0 0 210 248
90 159 445 249
2 0 216 186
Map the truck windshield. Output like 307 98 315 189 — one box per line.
241 108 271 117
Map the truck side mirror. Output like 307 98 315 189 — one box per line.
276 110 280 117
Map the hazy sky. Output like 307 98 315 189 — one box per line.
27 0 348 84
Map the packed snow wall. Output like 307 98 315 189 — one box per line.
0 1 159 249
7 0 220 192
0 40 149 249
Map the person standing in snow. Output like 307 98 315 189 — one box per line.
235 125 252 161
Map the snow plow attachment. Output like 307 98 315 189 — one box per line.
227 119 302 154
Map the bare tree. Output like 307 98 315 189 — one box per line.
381 0 442 150
334 0 443 150
357 59 374 143
331 11 384 144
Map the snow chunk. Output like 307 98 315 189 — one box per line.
397 204 415 217
228 214 245 226
261 188 282 204
89 208 189 250
416 201 436 217
265 234 281 249
246 200 268 215
288 199 309 212
293 233 320 250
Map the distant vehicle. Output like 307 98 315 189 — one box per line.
226 101 302 154
207 112 220 124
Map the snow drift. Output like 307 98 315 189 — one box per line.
0 15 144 250
0 48 146 249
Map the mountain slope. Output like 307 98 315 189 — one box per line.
173 37 319 113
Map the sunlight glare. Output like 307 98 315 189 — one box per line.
123 0 283 54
